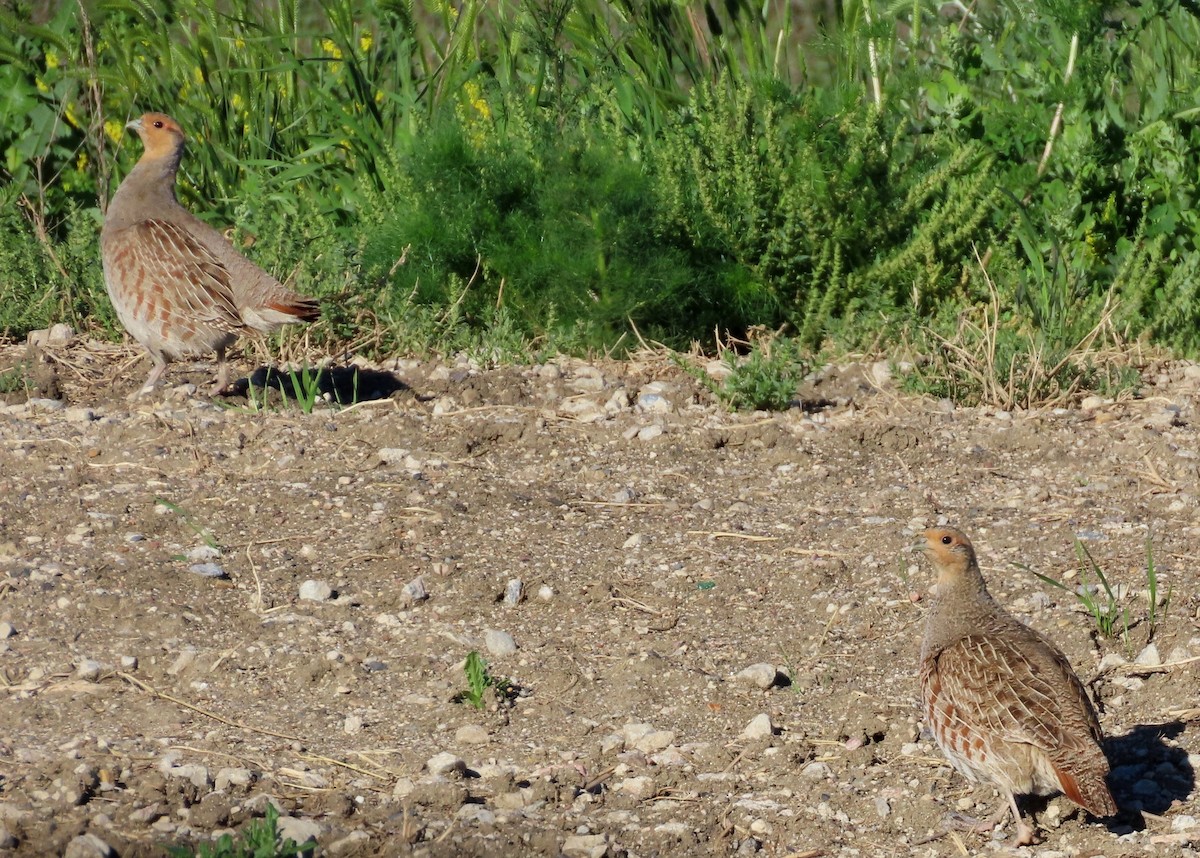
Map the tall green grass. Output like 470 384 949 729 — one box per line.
3 0 1200 399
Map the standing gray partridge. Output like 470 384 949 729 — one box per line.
918 526 1117 845
101 112 319 395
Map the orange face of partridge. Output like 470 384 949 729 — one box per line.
921 526 976 587
127 112 185 160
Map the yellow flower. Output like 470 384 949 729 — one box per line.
193 66 205 85
465 80 490 121
231 92 245 111
321 38 343 59
64 103 81 129
234 37 246 50
76 151 89 171
359 33 373 52
45 50 59 70
104 119 123 144
35 77 49 94
374 89 384 105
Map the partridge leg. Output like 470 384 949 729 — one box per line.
137 352 169 397
211 345 231 395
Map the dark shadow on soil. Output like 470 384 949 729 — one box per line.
232 365 411 404
1102 720 1194 833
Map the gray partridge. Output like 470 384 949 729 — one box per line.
101 112 319 395
918 526 1117 845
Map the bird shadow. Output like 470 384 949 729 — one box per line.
230 365 410 405
1102 720 1194 833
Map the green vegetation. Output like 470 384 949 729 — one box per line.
6 0 1200 403
167 804 314 858
678 331 807 411
1023 539 1161 644
459 650 510 710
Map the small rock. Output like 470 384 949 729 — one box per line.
655 822 691 836
63 833 113 858
185 545 221 562
622 723 654 746
616 775 653 798
599 733 624 754
343 715 363 735
1172 815 1198 831
1098 652 1128 672
47 323 75 346
0 825 15 848
1134 643 1161 667
0 622 19 639
214 768 254 792
127 803 162 824
562 832 609 858
1080 395 1105 411
537 585 554 601
741 713 774 740
275 816 321 847
504 578 524 605
800 761 832 780
187 562 227 579
168 649 196 676
734 663 778 690
64 407 95 423
633 730 676 753
736 836 761 855
874 796 890 818
637 425 664 441
622 533 645 549
484 629 517 657
455 724 489 745
119 655 138 670
400 576 428 606
426 752 466 777
378 447 410 465
328 830 370 855
299 580 333 602
75 659 103 682
162 763 210 790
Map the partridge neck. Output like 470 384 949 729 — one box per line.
924 561 1001 650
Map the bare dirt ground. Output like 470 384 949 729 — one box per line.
0 335 1197 858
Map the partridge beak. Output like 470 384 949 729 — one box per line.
125 117 143 132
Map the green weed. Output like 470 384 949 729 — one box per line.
1144 537 1171 641
1025 540 1128 642
459 651 510 710
154 497 219 552
167 803 313 858
676 332 808 412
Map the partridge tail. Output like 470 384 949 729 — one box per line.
1054 763 1118 817
268 296 320 323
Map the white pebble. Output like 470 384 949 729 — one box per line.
299 580 333 602
75 659 103 682
455 724 489 745
484 629 517 657
741 713 774 740
504 578 524 605
734 663 778 690
426 752 465 777
0 622 15 639
562 833 608 858
343 715 363 735
1134 643 1161 666
537 585 554 600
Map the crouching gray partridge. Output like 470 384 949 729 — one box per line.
918 526 1117 845
101 112 319 395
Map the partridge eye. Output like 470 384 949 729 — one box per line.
941 535 953 545
153 121 163 128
